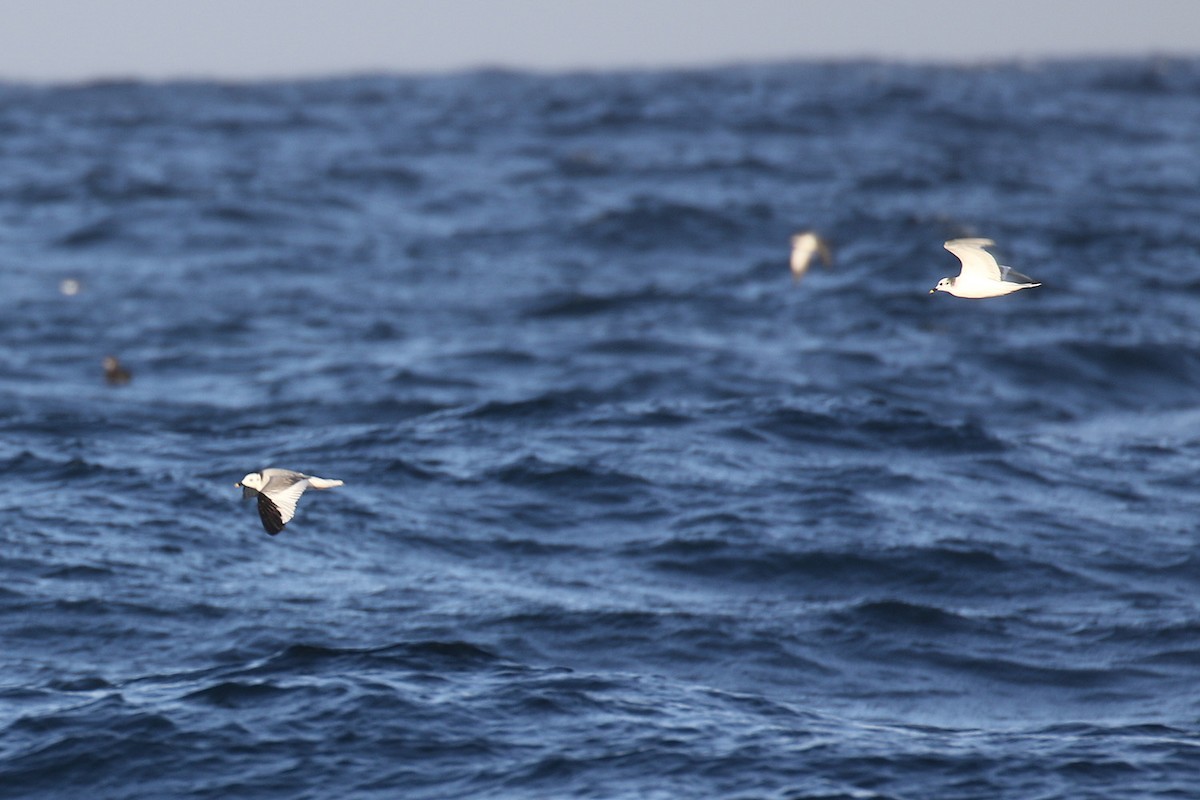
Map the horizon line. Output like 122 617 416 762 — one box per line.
0 50 1195 87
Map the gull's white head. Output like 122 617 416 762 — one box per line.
930 277 954 294
237 471 265 491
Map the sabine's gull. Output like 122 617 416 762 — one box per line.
236 468 344 535
929 238 1041 298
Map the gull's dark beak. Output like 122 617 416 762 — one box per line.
928 287 936 294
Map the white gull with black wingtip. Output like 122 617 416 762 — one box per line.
235 468 344 535
929 238 1041 298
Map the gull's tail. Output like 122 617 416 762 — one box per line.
308 477 344 490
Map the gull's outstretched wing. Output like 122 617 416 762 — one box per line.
944 239 1001 281
816 238 832 266
791 232 833 271
257 492 286 535
261 474 312 532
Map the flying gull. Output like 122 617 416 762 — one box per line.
235 468 344 535
929 238 1041 298
789 231 833 282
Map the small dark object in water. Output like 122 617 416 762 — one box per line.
103 355 132 386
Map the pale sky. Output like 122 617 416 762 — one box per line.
0 0 1196 82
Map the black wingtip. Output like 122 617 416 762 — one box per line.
257 493 286 535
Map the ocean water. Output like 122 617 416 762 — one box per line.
2 58 1200 799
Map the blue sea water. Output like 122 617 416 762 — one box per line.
2 58 1200 799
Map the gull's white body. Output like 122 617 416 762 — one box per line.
790 231 833 281
930 238 1041 299
236 468 343 535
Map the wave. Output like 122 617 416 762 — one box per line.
486 454 651 495
324 158 422 190
54 217 124 248
521 286 687 319
457 389 604 422
737 399 1005 454
573 197 751 251
989 340 1200 412
632 539 1089 599
832 598 987 633
0 451 142 486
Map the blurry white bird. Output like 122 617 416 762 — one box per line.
235 468 344 535
789 231 833 281
929 238 1041 298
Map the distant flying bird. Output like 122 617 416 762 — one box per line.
929 238 1041 298
59 278 82 296
789 231 833 281
236 468 344 535
103 355 132 385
